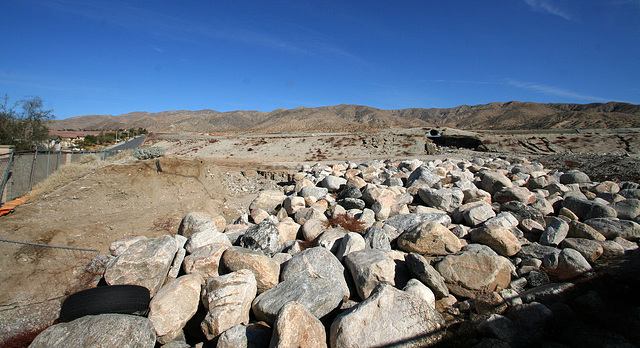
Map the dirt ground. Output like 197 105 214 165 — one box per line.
1 127 639 346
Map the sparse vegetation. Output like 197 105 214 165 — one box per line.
133 146 165 160
27 151 133 202
323 213 367 234
152 216 176 233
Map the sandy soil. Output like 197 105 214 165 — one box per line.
1 127 639 345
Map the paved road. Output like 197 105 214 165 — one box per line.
107 134 147 151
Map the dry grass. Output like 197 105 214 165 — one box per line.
152 216 176 233
323 214 367 234
26 151 134 203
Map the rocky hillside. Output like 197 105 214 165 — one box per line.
52 101 640 133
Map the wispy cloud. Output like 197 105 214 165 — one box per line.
35 0 366 65
430 79 490 85
0 71 111 95
149 45 165 53
524 0 575 21
505 78 610 102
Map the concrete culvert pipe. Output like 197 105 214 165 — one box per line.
427 129 441 138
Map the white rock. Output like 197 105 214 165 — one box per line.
201 269 257 340
184 228 231 254
148 274 204 344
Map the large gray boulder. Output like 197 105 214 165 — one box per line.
476 314 517 344
562 196 617 220
184 229 231 253
470 225 522 257
104 235 178 296
405 252 449 298
363 225 392 250
280 246 350 301
585 218 640 241
397 221 462 255
417 188 464 213
480 171 513 194
568 220 606 241
320 175 347 192
201 269 257 340
240 220 283 256
611 199 640 220
182 243 229 279
299 186 329 200
463 203 496 227
315 227 348 253
148 274 204 344
335 232 366 261
406 166 442 188
493 186 537 204
560 170 590 184
500 201 546 225
517 243 561 261
344 249 397 300
330 284 445 348
109 236 148 257
404 279 436 308
542 248 592 280
178 212 217 238
249 190 287 215
29 314 156 348
560 238 604 262
435 250 513 298
539 217 569 247
251 275 344 324
383 213 451 240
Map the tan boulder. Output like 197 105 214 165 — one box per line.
221 246 280 293
470 226 522 257
277 218 301 243
182 243 229 279
435 252 512 299
397 221 462 255
269 302 327 348
148 274 204 344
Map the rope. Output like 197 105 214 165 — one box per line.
0 238 99 253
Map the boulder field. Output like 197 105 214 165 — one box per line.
30 156 640 347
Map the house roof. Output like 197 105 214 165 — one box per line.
49 130 102 138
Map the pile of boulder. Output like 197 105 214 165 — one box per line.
30 156 640 347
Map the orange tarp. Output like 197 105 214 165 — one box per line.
0 195 29 216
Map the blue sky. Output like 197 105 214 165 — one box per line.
1 0 639 119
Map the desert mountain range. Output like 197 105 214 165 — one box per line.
52 101 640 133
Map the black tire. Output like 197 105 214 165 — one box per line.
60 285 150 322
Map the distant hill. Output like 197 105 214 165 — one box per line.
51 101 640 133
